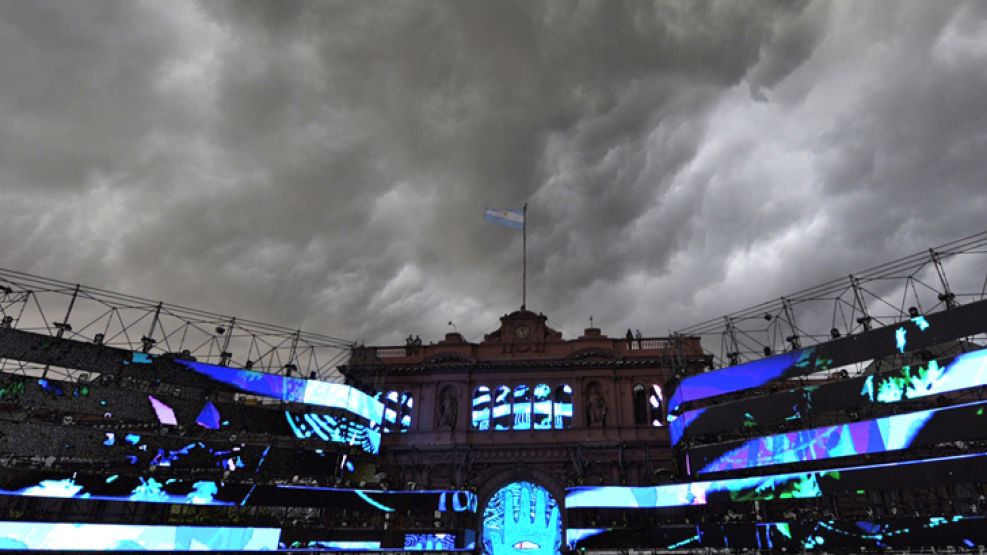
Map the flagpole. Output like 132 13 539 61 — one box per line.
522 203 527 311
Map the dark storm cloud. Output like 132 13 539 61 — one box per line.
1 1 985 347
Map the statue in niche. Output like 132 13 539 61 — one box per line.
586 384 607 427
438 388 458 429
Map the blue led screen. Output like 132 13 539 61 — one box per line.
472 384 572 431
0 521 280 551
0 472 478 512
670 346 987 445
176 359 383 424
533 384 552 430
565 516 986 551
566 451 987 509
492 386 512 431
472 386 490 430
513 385 531 430
690 399 987 475
284 410 381 454
668 302 987 414
374 390 413 434
669 349 808 415
483 481 561 555
404 533 457 550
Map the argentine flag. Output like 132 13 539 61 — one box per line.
484 207 524 229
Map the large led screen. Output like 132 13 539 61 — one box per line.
689 399 987 475
566 451 987 509
668 300 987 414
0 472 477 512
671 346 987 445
566 516 986 552
176 359 383 424
483 481 561 555
0 521 280 551
471 384 572 431
284 410 381 454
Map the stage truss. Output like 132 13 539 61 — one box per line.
0 268 353 383
676 230 987 369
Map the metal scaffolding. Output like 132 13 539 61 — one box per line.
0 268 353 382
676 229 987 367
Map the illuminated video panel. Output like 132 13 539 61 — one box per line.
668 301 987 414
0 473 479 511
471 384 572 431
532 384 552 430
483 481 560 555
553 385 573 429
492 386 512 431
513 384 531 431
0 521 280 551
176 359 383 424
670 346 987 445
690 399 987 475
472 386 491 430
404 533 457 550
566 451 987 509
565 516 987 551
284 410 381 454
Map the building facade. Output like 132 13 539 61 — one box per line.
341 308 708 552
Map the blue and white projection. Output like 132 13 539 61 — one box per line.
176 359 383 424
472 385 572 432
691 399 987 475
483 482 561 555
0 521 280 551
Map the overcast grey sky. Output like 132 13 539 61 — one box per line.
1 1 986 345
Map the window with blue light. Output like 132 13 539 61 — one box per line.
472 386 491 431
533 384 552 430
470 384 572 431
492 386 512 431
377 390 413 434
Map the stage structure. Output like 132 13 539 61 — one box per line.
677 230 987 369
0 229 986 552
0 267 352 382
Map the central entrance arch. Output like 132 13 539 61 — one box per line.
481 481 561 555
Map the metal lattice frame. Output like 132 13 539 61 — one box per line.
676 230 987 368
0 268 353 382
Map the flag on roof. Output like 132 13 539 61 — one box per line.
484 207 524 229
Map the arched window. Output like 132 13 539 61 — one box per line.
533 384 552 430
648 384 664 427
399 391 413 433
376 390 413 433
632 383 648 425
379 390 400 433
513 384 532 430
492 386 512 431
553 385 573 429
471 386 490 431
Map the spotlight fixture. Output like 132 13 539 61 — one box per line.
763 313 773 321
215 326 226 335
830 328 841 339
93 333 104 345
762 346 772 357
908 306 920 318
